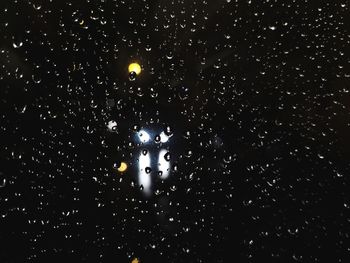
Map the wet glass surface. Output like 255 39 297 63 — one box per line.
1 0 350 262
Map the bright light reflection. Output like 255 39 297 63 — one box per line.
159 131 169 143
138 129 150 143
158 149 170 179
107 120 117 131
138 151 151 195
128 62 142 75
117 162 128 172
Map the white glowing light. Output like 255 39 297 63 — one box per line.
138 129 150 143
158 149 170 179
138 151 151 195
107 120 117 131
159 131 170 143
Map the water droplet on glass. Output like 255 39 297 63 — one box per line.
178 86 189 100
166 52 174 60
172 164 178 172
223 155 233 163
0 179 6 188
154 135 161 143
33 4 42 10
13 41 23 49
113 161 121 169
32 74 41 84
164 126 173 136
129 71 137 81
164 152 171 161
107 120 118 132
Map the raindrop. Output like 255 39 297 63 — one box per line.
113 162 121 169
164 126 173 136
336 172 343 178
13 41 23 49
183 131 191 139
223 155 233 163
145 167 152 174
16 105 27 114
107 120 117 132
178 86 189 100
172 164 178 172
90 100 98 108
154 134 161 143
0 179 6 188
32 74 42 84
33 4 42 10
166 52 174 60
129 71 137 81
184 150 192 158
164 152 171 161
133 125 140 132
142 149 148 155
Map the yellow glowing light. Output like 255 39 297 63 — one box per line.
131 258 140 263
128 62 142 75
117 162 128 172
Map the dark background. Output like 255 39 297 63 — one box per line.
0 0 350 262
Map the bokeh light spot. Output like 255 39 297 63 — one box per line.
117 162 128 172
128 62 141 75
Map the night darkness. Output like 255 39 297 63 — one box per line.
1 0 350 262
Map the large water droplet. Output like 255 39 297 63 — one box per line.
154 135 161 143
129 71 137 81
164 152 171 161
13 41 23 49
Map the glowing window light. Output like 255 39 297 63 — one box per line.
158 149 170 179
138 151 151 195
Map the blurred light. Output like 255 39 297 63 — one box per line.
117 162 128 172
107 120 117 131
139 151 151 195
159 131 169 143
131 258 140 263
138 129 150 143
128 62 141 75
158 149 170 179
